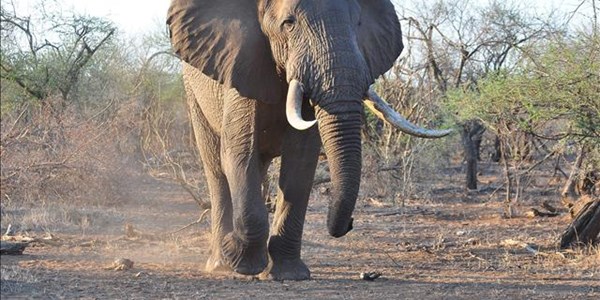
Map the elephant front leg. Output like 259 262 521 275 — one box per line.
186 91 233 273
268 127 321 281
219 99 270 276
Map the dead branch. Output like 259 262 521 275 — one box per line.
561 145 587 204
141 107 208 209
542 201 559 213
166 209 210 235
1 234 62 248
525 208 560 218
518 149 557 176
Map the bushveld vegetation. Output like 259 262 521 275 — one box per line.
1 0 598 247
0 1 597 295
0 0 194 231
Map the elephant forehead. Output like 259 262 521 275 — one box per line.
274 0 302 14
302 0 358 13
270 0 359 19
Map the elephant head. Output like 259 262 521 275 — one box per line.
168 0 450 238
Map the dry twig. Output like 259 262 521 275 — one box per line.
166 209 210 235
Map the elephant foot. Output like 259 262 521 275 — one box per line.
205 253 233 273
221 232 268 275
267 258 310 281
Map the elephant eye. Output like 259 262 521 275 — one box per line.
280 16 296 32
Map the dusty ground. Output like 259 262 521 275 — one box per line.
1 167 599 299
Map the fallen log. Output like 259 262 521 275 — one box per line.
560 196 600 249
0 241 28 255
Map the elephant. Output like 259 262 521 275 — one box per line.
167 0 451 280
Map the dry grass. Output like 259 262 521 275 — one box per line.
0 265 38 295
1 205 124 234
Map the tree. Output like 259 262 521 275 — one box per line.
400 0 554 190
446 24 599 227
0 0 116 108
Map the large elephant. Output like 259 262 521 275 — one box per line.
167 0 450 280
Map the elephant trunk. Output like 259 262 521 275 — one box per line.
315 101 363 238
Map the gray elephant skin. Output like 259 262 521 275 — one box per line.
167 0 449 280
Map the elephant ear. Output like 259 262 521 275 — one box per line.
167 0 284 104
356 0 404 81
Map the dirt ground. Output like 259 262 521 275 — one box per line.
1 166 599 299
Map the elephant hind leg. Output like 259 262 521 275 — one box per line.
186 86 233 273
267 127 321 281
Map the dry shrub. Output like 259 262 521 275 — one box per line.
0 97 135 209
361 135 457 204
360 79 457 204
137 97 207 207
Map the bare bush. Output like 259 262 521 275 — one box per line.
0 98 132 209
361 77 455 203
138 95 208 209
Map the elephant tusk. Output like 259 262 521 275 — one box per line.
286 79 317 130
364 87 453 138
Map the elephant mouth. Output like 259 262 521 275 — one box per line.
285 79 453 138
